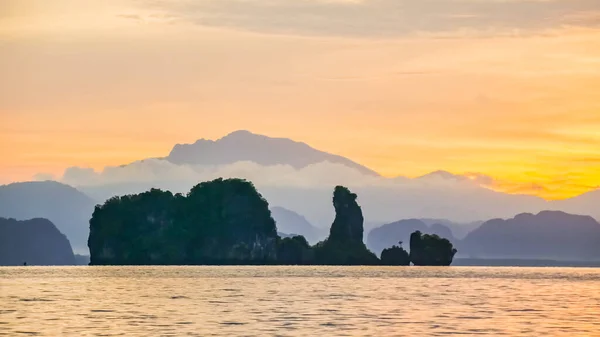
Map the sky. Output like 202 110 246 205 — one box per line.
1 0 599 200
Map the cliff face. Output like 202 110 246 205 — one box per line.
89 178 278 265
0 218 76 266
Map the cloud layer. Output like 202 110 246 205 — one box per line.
61 159 419 189
147 0 600 37
58 159 560 225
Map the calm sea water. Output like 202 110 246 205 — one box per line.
1 266 599 336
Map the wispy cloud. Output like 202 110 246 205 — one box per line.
147 0 600 37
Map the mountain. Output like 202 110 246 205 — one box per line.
460 211 600 260
51 131 599 231
417 170 469 182
366 219 457 256
0 181 97 253
0 218 76 266
419 218 483 239
552 189 600 222
270 207 324 244
167 130 379 176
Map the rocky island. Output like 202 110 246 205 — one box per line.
88 178 457 266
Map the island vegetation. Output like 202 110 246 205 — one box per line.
88 178 457 266
409 231 457 266
380 242 410 266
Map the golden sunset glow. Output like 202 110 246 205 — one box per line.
1 0 600 200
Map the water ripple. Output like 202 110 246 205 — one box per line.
1 266 599 336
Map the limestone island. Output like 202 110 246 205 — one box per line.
88 178 456 266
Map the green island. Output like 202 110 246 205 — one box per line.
88 178 456 266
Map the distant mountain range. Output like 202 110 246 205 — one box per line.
4 130 600 261
419 218 483 239
367 219 458 256
270 206 325 244
0 218 76 266
3 180 600 261
0 181 96 253
55 130 598 226
368 211 600 261
460 211 600 260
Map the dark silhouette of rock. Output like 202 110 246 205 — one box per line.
88 178 279 265
409 231 457 266
0 218 76 266
367 219 456 256
0 181 96 253
461 211 600 260
313 186 379 265
277 235 314 265
167 130 379 176
329 186 364 243
380 242 410 266
271 206 323 244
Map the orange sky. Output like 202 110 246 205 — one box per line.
1 0 600 199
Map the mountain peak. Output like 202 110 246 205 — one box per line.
166 131 380 176
418 170 465 181
222 130 255 139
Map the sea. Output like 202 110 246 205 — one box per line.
1 266 599 336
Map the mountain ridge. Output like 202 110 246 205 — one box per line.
0 181 97 253
460 210 600 260
166 130 379 176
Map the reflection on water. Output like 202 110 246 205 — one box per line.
1 266 599 336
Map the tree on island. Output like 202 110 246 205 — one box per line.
409 231 457 266
277 235 314 265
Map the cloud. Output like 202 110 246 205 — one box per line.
59 159 552 224
117 14 143 21
57 159 561 199
61 159 523 201
51 159 600 228
61 159 386 189
147 0 600 37
461 172 551 195
463 172 495 186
